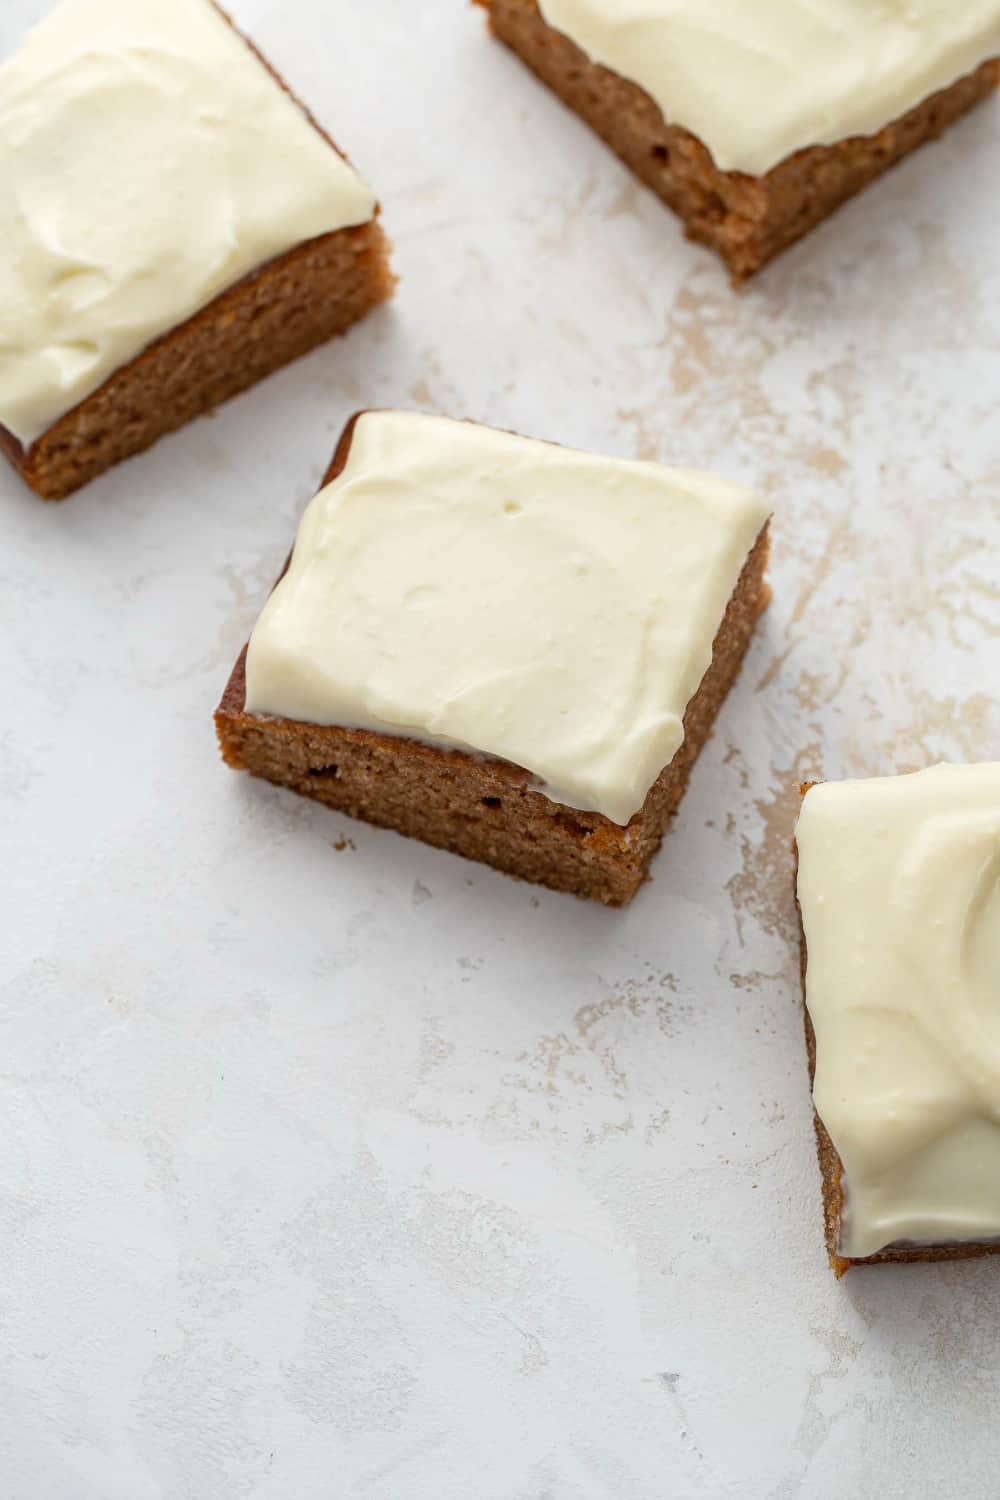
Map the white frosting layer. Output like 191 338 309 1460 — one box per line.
0 0 376 447
245 411 768 826
797 763 1000 1260
538 0 1000 175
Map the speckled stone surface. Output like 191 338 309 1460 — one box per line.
1 3 998 1497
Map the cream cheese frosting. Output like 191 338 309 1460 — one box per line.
796 763 1000 1260
0 0 376 447
244 411 769 826
538 0 1000 176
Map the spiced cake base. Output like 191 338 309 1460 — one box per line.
477 0 1000 283
797 788 1000 1276
215 434 770 906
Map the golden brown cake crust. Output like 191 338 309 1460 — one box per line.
0 1 394 501
477 0 999 283
215 414 771 904
797 784 1000 1276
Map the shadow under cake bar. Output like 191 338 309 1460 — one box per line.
216 410 771 904
796 764 1000 1275
476 0 1000 283
0 0 393 500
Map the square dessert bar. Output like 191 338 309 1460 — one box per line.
796 764 1000 1276
0 0 393 500
216 411 771 904
476 0 1000 282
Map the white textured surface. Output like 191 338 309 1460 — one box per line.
1 2 998 1496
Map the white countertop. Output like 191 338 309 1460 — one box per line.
2 3 998 1496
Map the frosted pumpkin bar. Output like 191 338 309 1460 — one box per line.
215 411 771 903
475 0 1000 282
0 0 392 499
796 764 1000 1275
